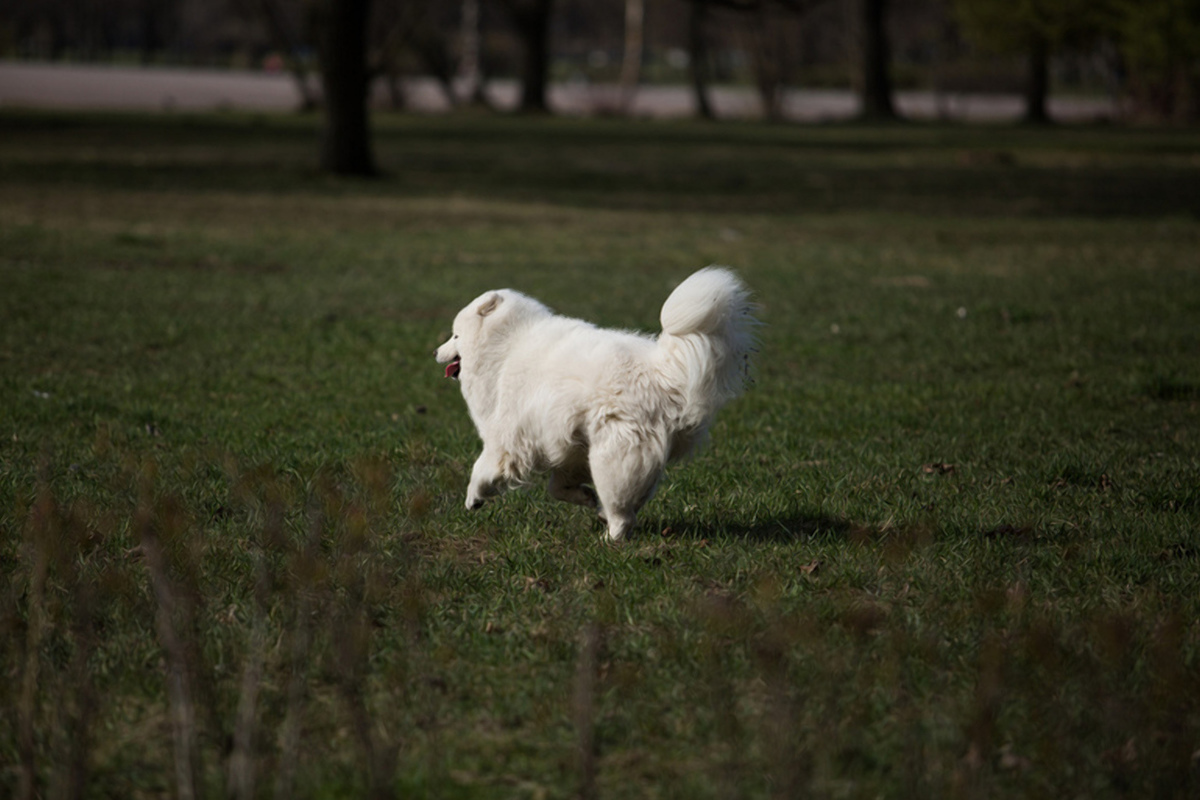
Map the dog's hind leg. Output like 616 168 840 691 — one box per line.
547 464 598 509
588 432 666 542
466 447 505 510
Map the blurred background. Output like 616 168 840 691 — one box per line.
1 0 1196 125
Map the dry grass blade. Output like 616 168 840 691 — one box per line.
139 522 200 800
227 609 266 800
329 504 399 800
17 487 53 800
332 613 400 800
756 632 804 800
51 514 103 800
573 622 603 800
228 496 283 800
274 505 324 800
54 574 100 800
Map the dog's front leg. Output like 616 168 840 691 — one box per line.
466 449 504 510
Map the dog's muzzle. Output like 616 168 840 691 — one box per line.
445 357 462 380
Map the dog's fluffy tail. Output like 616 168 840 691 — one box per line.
658 266 759 429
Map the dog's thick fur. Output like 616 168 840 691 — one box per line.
435 267 758 541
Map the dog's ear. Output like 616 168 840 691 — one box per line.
477 292 503 318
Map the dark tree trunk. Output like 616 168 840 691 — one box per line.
857 0 896 120
750 5 785 122
688 0 716 120
503 0 553 113
1024 34 1051 124
140 1 161 65
618 0 644 113
318 0 376 176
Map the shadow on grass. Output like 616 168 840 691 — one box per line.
4 111 1200 219
652 509 852 544
6 157 1200 220
1143 375 1200 402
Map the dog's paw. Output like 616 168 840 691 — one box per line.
603 512 635 543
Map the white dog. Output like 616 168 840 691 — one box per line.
435 267 758 541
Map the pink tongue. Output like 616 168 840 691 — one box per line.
445 360 461 379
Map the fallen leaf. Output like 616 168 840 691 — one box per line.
1102 738 1138 766
998 744 1031 771
523 576 552 593
799 559 821 576
984 524 1033 540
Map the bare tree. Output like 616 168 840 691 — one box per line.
688 0 718 119
618 0 645 112
398 10 463 109
496 0 555 113
459 0 486 103
686 0 830 122
255 0 319 110
951 0 1110 124
1114 0 1200 122
952 0 1054 123
1025 32 1051 123
857 0 897 119
316 0 376 176
746 3 790 121
139 0 176 64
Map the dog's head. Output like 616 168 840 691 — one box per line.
435 291 502 380
436 289 555 380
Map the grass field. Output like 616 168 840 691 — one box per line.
1 110 1199 798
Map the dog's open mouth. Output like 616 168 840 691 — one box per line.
445 357 462 380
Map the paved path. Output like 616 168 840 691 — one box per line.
0 61 1118 123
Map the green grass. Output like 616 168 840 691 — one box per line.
1 109 1199 798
